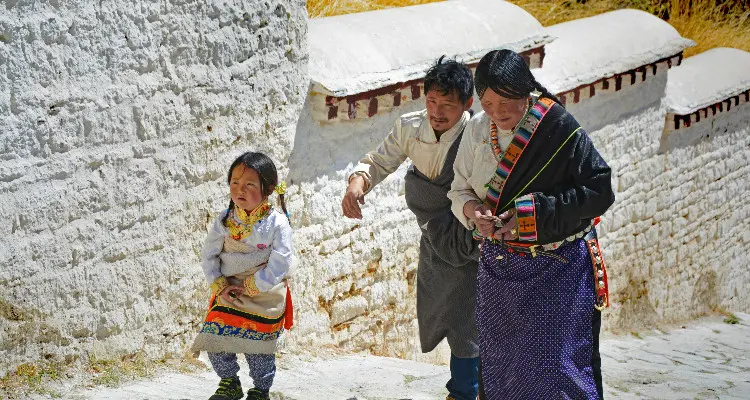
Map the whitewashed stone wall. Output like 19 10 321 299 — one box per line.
282 8 749 363
284 0 550 364
589 100 750 331
282 96 450 362
286 51 750 365
285 87 750 362
0 0 308 377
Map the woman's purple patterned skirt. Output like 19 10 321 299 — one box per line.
477 239 598 399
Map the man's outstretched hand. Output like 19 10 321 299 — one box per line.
342 175 366 219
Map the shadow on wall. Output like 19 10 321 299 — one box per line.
567 73 668 134
286 87 427 183
691 269 719 315
614 276 660 328
659 101 750 153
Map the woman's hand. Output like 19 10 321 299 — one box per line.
494 209 518 240
465 201 496 238
220 285 245 305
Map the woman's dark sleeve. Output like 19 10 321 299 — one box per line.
516 125 615 244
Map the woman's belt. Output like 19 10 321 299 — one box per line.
492 223 610 310
500 223 594 252
501 242 569 263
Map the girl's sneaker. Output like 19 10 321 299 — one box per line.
209 376 244 400
246 388 270 400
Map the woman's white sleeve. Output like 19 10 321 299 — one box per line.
449 124 482 230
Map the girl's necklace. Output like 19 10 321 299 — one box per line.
227 201 271 241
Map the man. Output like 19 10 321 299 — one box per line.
342 57 479 400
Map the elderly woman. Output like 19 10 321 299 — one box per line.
448 49 615 399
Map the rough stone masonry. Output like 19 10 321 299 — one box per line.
0 0 308 377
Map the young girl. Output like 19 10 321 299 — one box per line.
192 151 294 400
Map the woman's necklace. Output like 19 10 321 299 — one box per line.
489 98 534 157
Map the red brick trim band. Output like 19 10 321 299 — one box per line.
556 52 684 107
314 47 546 122
668 88 750 131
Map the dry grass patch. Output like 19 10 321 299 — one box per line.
1 362 64 399
714 306 742 324
510 0 749 57
0 352 207 399
307 0 750 57
307 0 443 18
665 0 749 57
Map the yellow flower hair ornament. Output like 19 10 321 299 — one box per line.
274 181 291 220
274 181 287 195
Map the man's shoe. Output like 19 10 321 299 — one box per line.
246 388 271 400
209 376 244 400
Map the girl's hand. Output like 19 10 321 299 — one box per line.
494 209 518 240
220 285 245 305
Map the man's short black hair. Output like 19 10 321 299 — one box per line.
423 55 474 104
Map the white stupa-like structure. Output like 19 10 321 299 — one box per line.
660 47 750 151
307 0 551 122
534 9 694 131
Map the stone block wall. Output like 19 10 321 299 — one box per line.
282 97 446 362
286 49 750 361
590 100 750 331
562 55 679 133
0 0 308 377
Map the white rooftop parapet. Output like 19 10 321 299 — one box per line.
534 9 694 131
535 9 694 95
308 0 552 122
659 47 750 152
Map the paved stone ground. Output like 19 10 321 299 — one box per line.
60 313 749 399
